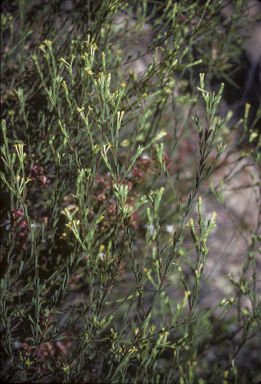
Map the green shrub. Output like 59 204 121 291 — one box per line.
1 1 261 383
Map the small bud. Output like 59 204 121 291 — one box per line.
62 80 67 90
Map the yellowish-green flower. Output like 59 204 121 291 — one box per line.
90 42 98 56
43 40 52 46
102 143 113 156
76 107 84 113
58 57 70 67
210 211 217 223
117 111 124 125
62 364 70 374
84 35 91 45
96 72 105 84
13 143 26 157
155 130 167 140
120 139 130 147
25 357 32 366
84 67 94 76
39 44 46 53
66 220 80 236
62 80 67 90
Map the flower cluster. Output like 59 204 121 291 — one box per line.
11 209 28 240
29 162 49 187
94 172 139 229
130 155 155 182
20 335 71 378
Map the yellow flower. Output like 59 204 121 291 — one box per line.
84 67 94 76
58 57 70 67
76 107 84 113
39 44 46 53
13 143 26 157
90 42 98 56
117 111 124 125
120 139 130 147
62 364 70 374
43 40 52 46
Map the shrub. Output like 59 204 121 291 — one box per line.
1 1 261 383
